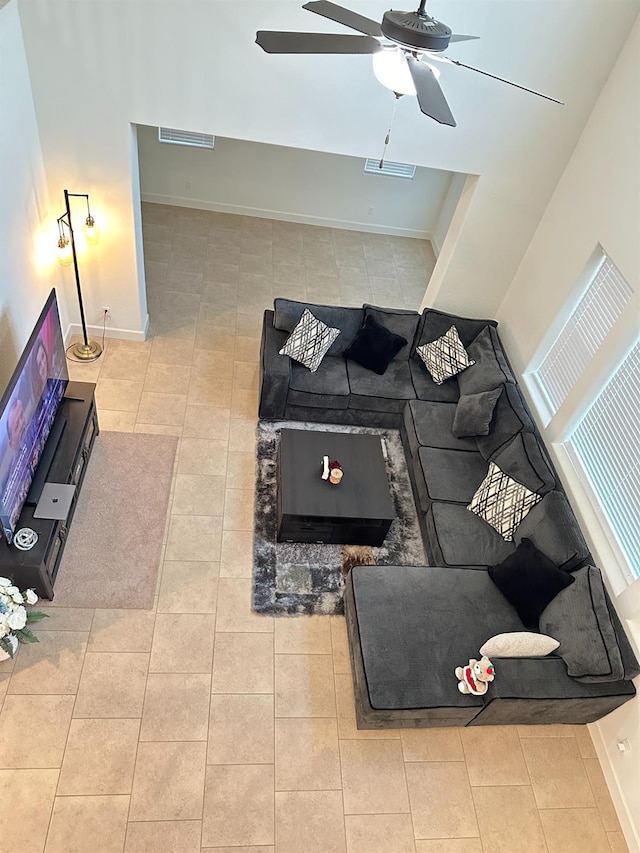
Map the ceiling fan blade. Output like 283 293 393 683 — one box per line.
406 56 456 127
302 0 382 37
448 34 480 43
446 57 564 104
256 31 382 54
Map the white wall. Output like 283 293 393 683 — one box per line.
431 171 469 255
16 0 640 336
0 2 61 387
497 17 640 846
138 127 453 239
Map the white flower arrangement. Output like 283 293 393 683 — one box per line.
0 576 48 659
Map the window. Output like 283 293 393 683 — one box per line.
565 342 640 581
528 250 638 586
533 255 632 414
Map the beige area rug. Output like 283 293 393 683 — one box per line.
50 431 178 609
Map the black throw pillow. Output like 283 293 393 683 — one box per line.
488 538 575 628
343 314 407 375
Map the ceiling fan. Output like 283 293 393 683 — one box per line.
256 0 563 127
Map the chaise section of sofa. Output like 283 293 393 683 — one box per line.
345 564 637 728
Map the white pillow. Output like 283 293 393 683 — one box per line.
480 632 559 658
279 308 340 373
416 325 475 385
468 461 542 541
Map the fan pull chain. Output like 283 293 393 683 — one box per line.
379 93 402 169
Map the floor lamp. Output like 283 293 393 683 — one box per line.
57 189 102 361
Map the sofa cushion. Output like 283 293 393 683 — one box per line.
457 325 516 396
427 501 516 566
347 359 416 414
364 304 420 361
419 447 488 505
488 538 575 628
452 388 503 438
468 462 543 541
416 308 498 349
274 298 363 356
514 491 591 571
493 432 556 495
279 308 340 373
403 401 477 456
288 356 350 410
480 632 559 658
416 325 475 385
475 383 536 459
343 314 407 375
410 357 461 402
350 564 525 711
539 566 624 682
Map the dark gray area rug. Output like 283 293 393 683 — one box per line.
253 420 426 616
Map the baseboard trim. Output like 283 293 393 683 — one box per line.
141 192 433 241
591 721 639 850
65 322 147 344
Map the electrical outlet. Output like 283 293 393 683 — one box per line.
102 307 110 322
185 180 191 189
617 738 632 752
367 206 374 216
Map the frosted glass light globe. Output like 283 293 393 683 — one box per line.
372 49 416 96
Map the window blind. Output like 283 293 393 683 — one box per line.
535 256 632 412
567 341 640 580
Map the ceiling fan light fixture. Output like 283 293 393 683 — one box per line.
372 49 416 96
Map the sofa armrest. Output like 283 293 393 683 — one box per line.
259 310 290 419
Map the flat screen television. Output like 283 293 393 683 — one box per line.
0 289 68 543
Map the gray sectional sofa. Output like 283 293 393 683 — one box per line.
259 298 639 727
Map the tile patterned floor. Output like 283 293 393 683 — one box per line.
0 203 629 852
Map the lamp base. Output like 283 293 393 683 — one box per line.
70 339 103 361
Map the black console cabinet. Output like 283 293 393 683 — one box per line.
0 381 99 599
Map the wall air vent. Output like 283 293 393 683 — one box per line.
158 127 215 149
364 158 416 179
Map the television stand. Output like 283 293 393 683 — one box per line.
0 381 99 599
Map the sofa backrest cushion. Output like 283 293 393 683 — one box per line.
415 308 498 349
458 325 516 396
514 490 591 572
493 432 556 495
475 383 535 459
363 305 420 361
273 298 363 357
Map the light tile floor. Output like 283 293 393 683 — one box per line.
0 203 629 852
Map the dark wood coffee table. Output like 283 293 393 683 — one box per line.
277 429 395 546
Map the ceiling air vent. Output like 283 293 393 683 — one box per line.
158 127 215 149
364 159 416 180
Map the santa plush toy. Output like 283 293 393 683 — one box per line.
455 656 495 695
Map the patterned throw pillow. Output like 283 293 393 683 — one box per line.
279 309 340 373
416 325 475 385
468 461 542 541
